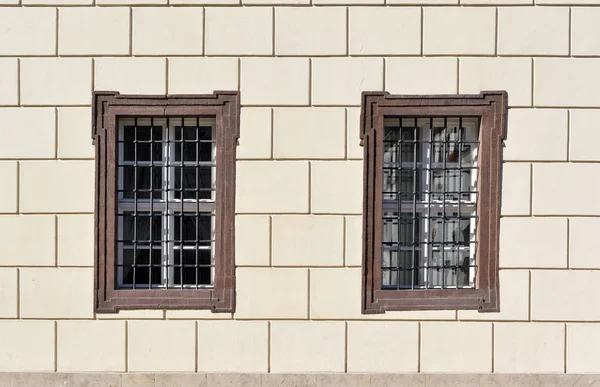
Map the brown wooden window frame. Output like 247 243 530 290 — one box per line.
93 91 239 313
360 91 507 314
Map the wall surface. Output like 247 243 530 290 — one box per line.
0 0 600 379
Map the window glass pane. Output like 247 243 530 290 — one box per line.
120 212 162 243
120 248 162 288
174 249 212 286
122 166 162 199
174 213 212 246
174 167 212 200
175 126 212 163
123 126 162 162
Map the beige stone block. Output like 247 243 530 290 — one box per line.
235 268 308 319
570 110 600 161
311 161 362 214
98 0 164 4
462 0 531 4
572 8 600 55
499 217 567 268
58 215 93 267
97 309 164 319
421 322 492 373
206 8 272 55
345 215 362 267
458 270 529 321
236 215 270 266
128 321 195 372
58 107 94 159
59 8 129 55
424 8 495 55
238 108 272 159
272 216 343 266
498 7 569 55
20 161 94 213
571 218 600 268
0 108 55 159
122 373 156 387
21 59 91 106
533 163 600 215
273 108 345 159
532 270 600 321
0 215 55 266
236 161 308 213
349 7 420 55
0 8 56 55
535 59 600 107
241 58 309 106
20 268 93 318
166 310 232 319
168 58 238 95
171 0 237 4
567 324 600 373
205 374 260 387
57 321 126 372
25 0 90 4
387 57 457 95
0 269 17 318
348 321 418 372
501 163 531 216
95 58 166 95
133 8 203 55
0 162 17 213
494 323 564 373
0 59 17 105
312 58 383 106
0 321 54 372
275 8 346 56
244 0 306 4
347 108 362 159
505 109 568 161
262 374 317 387
271 321 345 372
460 58 532 107
198 321 268 372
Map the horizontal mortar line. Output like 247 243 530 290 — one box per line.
3 265 93 268
4 212 95 215
502 160 600 163
0 158 95 161
3 2 595 6
236 212 362 216
237 158 362 161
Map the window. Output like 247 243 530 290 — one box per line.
360 91 507 313
93 91 239 313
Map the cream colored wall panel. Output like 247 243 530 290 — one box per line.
0 162 17 213
0 269 17 318
311 161 362 214
21 59 91 105
460 58 532 107
244 0 306 5
388 0 455 4
315 0 381 4
0 9 56 55
133 8 203 55
272 216 343 266
498 7 569 55
499 217 567 268
345 215 362 267
349 8 420 55
570 110 600 161
535 59 600 107
57 321 126 372
386 57 457 95
346 108 363 160
0 108 55 159
172 0 237 4
0 59 18 106
236 268 308 319
532 270 600 321
312 58 383 106
25 0 90 4
421 322 492 373
95 58 166 95
348 322 418 372
57 108 94 159
236 215 270 266
168 58 238 95
198 321 268 372
275 8 346 56
270 321 345 373
57 214 93 267
567 324 600 373
59 8 129 55
0 216 55 266
20 268 94 318
572 8 600 55
505 109 567 161
494 323 564 373
0 321 54 372
273 108 345 159
20 161 94 213
462 0 530 4
128 321 195 372
500 163 531 216
241 58 309 106
98 0 164 4
533 163 600 215
570 218 600 268
166 310 232 319
423 8 495 55
206 8 272 55
238 108 272 159
96 310 164 319
236 161 308 213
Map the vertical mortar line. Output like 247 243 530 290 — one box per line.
568 7 572 57
54 321 58 372
272 7 275 56
195 320 199 373
55 8 59 57
129 7 133 56
417 322 421 372
420 7 424 56
344 321 348 373
346 7 349 56
494 7 498 56
531 58 535 107
125 320 129 372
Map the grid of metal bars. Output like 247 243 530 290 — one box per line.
382 117 480 290
116 117 216 290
